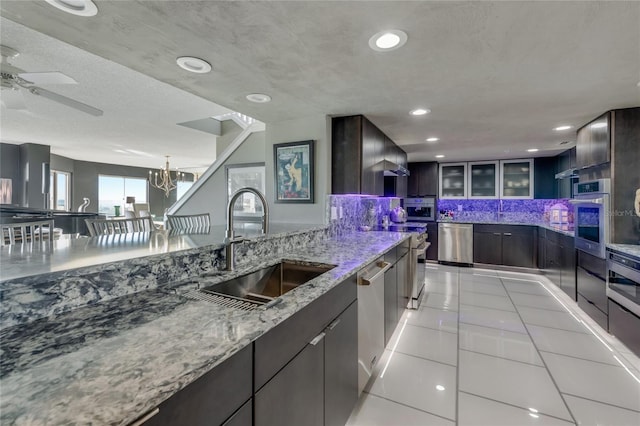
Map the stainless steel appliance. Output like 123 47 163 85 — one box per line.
404 197 436 222
607 250 640 355
438 222 473 265
570 179 610 259
390 206 407 223
409 234 429 309
356 258 391 394
607 251 640 317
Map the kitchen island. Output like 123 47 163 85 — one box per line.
0 228 411 425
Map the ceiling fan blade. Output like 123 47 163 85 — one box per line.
0 88 27 109
29 86 103 116
18 72 77 85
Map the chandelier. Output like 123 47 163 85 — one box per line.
149 155 184 197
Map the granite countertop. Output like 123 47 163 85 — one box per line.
436 219 575 237
0 222 327 281
607 244 640 259
0 231 410 425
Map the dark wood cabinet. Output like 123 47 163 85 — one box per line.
608 299 640 357
556 148 576 199
426 222 438 261
576 250 607 329
222 400 253 426
473 225 536 268
538 228 576 301
362 117 385 196
396 253 409 322
324 301 358 426
534 157 557 199
560 235 576 300
576 112 610 169
255 336 325 426
143 345 252 426
408 162 438 196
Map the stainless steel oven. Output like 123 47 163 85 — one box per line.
607 251 640 316
404 197 436 222
570 179 610 259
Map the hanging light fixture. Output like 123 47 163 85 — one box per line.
149 155 184 197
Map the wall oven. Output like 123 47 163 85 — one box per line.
404 197 436 222
570 179 610 259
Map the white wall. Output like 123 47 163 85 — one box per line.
176 130 266 224
264 115 330 225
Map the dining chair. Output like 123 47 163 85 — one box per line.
1 219 55 246
84 216 155 237
165 213 211 231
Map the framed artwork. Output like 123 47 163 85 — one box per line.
273 140 314 203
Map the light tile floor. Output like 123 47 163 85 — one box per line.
346 264 640 426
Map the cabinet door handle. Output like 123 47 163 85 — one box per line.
326 318 341 331
503 233 512 236
310 332 326 346
130 408 159 426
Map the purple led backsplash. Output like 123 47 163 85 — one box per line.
437 199 574 224
326 195 401 236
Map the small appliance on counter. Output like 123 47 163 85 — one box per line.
390 206 407 223
439 210 455 220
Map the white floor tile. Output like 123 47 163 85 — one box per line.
459 323 543 366
509 292 567 312
459 304 528 334
458 350 573 421
502 278 550 296
458 392 575 426
422 292 459 311
516 306 589 334
405 307 458 334
346 393 455 426
424 279 459 296
562 394 640 426
393 323 458 366
541 351 640 412
528 324 619 366
460 280 509 297
368 350 457 421
460 292 516 311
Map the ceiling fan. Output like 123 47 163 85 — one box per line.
0 44 103 116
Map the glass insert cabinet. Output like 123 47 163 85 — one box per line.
439 159 534 199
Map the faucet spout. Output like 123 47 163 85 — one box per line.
225 187 269 271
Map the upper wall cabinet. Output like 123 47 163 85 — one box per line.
439 163 467 199
332 115 385 196
407 162 438 196
576 112 610 169
468 161 499 199
500 159 534 199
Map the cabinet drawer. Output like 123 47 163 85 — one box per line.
143 344 252 426
222 399 252 426
384 246 398 264
608 299 640 356
577 266 608 313
577 293 608 331
254 273 357 390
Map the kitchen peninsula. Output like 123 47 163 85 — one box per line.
0 224 412 425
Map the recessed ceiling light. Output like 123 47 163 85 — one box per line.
554 125 572 131
410 108 430 116
44 0 98 16
246 93 272 103
435 154 445 158
368 30 408 52
435 385 445 391
176 56 212 74
426 137 439 142
591 122 607 129
527 148 539 152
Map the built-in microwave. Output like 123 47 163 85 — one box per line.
404 197 436 222
570 179 610 259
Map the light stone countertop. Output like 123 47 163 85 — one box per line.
607 244 640 260
0 223 327 281
0 231 411 425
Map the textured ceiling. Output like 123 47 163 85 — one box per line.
1 1 639 164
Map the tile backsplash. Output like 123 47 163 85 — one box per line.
326 195 401 235
437 199 574 224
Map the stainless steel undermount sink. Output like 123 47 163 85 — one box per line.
184 260 335 311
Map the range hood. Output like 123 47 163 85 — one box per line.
382 160 410 177
555 168 578 179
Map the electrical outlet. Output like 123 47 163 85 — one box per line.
331 206 338 220
339 206 344 218
458 204 463 211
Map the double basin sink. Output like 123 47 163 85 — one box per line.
184 260 336 310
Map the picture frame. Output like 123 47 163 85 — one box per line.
273 140 314 203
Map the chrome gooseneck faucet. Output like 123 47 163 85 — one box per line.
225 187 269 271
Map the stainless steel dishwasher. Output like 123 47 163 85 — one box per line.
438 222 473 265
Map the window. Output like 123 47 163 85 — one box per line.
98 175 147 216
225 163 266 218
176 181 194 200
49 170 71 211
